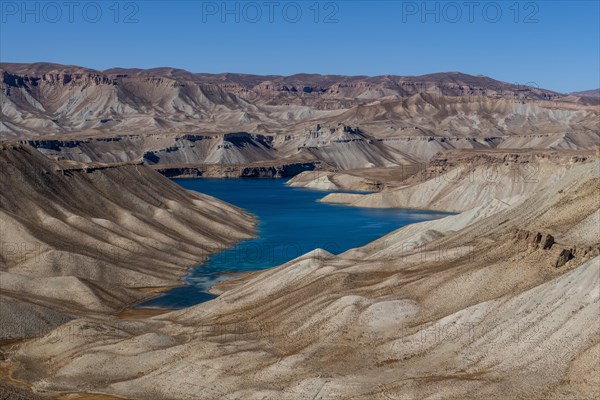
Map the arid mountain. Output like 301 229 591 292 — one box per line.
571 88 600 97
0 63 600 176
1 63 599 398
2 63 598 175
0 143 255 340
4 147 598 400
0 62 593 138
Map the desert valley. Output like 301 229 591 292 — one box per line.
0 60 598 400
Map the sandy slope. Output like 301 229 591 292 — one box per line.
287 170 383 192
321 149 596 212
6 155 598 399
0 144 255 339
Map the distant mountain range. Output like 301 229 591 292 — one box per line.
1 62 598 173
571 88 600 98
1 62 574 107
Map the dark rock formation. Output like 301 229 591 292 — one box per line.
154 161 322 179
555 249 575 268
542 234 555 250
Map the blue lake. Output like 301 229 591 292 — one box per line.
139 178 449 309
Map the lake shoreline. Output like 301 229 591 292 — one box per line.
134 178 450 310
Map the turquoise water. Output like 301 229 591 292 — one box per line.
140 179 449 309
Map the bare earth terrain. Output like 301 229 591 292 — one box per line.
1 63 598 176
0 143 255 340
0 63 599 399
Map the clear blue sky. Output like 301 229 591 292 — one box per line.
1 1 598 93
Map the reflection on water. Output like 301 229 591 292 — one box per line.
139 178 450 309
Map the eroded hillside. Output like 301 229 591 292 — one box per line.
2 63 598 177
4 149 598 400
0 144 255 340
